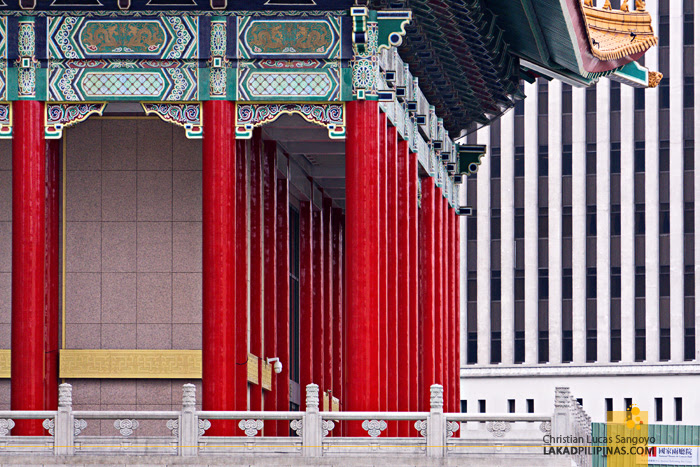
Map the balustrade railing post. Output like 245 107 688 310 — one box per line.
426 384 445 458
551 387 571 440
54 383 74 455
303 384 322 458
180 383 198 456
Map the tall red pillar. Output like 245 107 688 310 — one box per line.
345 100 380 421
263 140 278 435
453 211 461 413
418 177 436 410
250 129 264 411
378 113 388 416
276 166 290 430
44 138 60 411
442 196 449 403
341 213 346 401
396 137 411 436
202 100 236 435
434 186 444 392
408 149 419 416
386 124 399 436
235 139 249 412
332 208 344 414
447 206 456 413
299 201 314 408
322 196 333 403
444 203 451 411
11 100 46 435
312 206 325 396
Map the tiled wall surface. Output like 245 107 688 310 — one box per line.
65 118 203 352
0 120 204 428
64 118 203 429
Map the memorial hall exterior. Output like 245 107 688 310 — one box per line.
0 0 660 455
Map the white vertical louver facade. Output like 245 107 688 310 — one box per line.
460 0 700 423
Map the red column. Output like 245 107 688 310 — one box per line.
276 166 290 430
235 139 249 412
434 186 444 392
44 139 60 411
202 100 236 435
322 196 333 403
11 100 45 435
447 206 456 413
378 113 388 416
386 124 399 436
332 208 343 414
453 211 461 413
442 196 449 404
345 100 380 422
312 206 324 397
408 149 419 416
396 137 411 436
444 203 451 412
418 177 435 410
250 128 264 411
263 140 277 435
299 201 314 408
440 194 452 407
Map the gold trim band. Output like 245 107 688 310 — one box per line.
59 349 201 379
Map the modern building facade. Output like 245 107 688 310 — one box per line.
460 0 699 425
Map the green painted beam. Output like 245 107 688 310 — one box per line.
457 144 487 176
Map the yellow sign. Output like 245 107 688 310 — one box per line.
261 360 272 391
59 349 201 379
607 405 650 467
247 353 259 385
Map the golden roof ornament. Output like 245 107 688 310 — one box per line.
635 0 646 10
647 71 663 88
584 0 593 6
581 0 658 61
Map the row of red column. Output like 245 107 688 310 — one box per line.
11 99 459 437
241 127 293 434
299 195 345 411
345 100 460 428
13 100 300 435
417 178 461 414
203 103 294 434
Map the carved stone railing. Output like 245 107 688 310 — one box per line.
445 413 553 458
551 387 593 467
0 383 581 462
